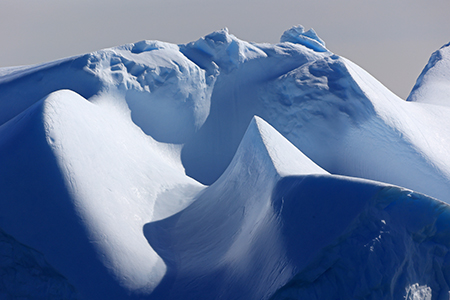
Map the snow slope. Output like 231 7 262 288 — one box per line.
146 117 450 300
408 42 450 106
0 25 450 299
0 89 203 298
270 186 450 300
2 26 449 200
0 227 76 299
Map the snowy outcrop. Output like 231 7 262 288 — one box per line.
280 25 328 52
180 28 268 74
408 42 450 106
250 116 327 176
94 44 214 144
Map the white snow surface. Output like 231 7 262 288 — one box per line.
1 25 450 299
408 42 450 106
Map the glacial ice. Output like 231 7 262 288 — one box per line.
0 25 450 299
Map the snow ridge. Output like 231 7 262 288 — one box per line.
407 41 450 106
144 116 328 300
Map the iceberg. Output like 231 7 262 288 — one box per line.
0 25 450 299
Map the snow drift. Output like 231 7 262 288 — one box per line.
1 25 450 299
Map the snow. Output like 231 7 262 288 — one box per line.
343 58 450 201
250 116 327 176
408 42 450 106
0 89 203 298
280 25 328 52
0 227 77 299
180 28 268 74
271 186 450 300
0 25 450 299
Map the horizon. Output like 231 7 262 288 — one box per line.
1 0 449 99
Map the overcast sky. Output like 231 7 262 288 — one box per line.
1 0 449 99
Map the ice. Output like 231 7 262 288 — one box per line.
280 25 328 52
146 116 450 299
0 89 203 298
271 187 450 300
407 42 450 106
0 25 450 299
179 28 267 74
0 228 77 299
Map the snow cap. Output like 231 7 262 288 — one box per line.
280 25 328 52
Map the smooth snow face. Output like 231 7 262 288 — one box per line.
145 117 450 299
251 116 327 176
42 90 204 294
408 42 450 106
343 58 450 201
0 88 204 298
144 117 368 300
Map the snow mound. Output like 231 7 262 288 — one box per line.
408 42 450 106
180 28 267 74
84 45 214 144
0 89 204 299
280 25 328 52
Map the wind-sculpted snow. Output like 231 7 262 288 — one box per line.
143 117 330 300
270 187 450 300
0 56 102 126
1 25 450 299
180 28 268 75
145 117 450 299
280 25 328 53
408 42 450 106
0 90 203 298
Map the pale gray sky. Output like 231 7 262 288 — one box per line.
1 0 449 99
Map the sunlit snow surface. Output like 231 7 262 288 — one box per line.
1 26 450 299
